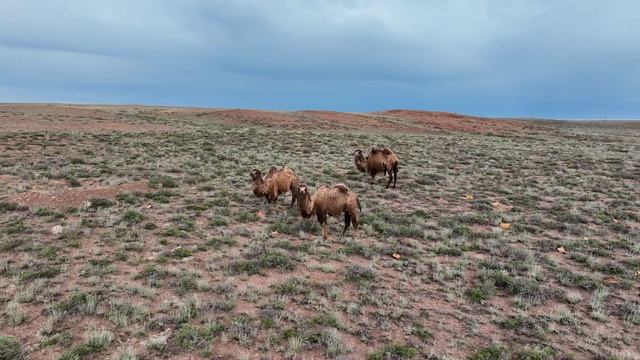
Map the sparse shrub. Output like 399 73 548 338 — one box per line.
5 301 27 325
174 321 222 350
511 345 554 359
0 335 22 360
122 210 143 224
173 247 192 259
565 291 583 304
89 198 114 209
409 323 432 340
67 178 81 187
209 217 228 227
172 272 199 294
143 222 157 230
620 301 640 325
18 265 60 282
228 248 297 275
115 346 137 360
589 287 609 321
367 344 416 360
227 315 256 345
466 287 490 304
343 264 375 283
235 211 259 223
469 344 505 360
59 329 113 360
4 220 28 235
272 277 308 295
0 202 26 213
149 175 178 189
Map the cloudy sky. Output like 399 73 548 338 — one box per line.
1 1 639 118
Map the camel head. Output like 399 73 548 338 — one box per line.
250 169 262 182
352 149 367 172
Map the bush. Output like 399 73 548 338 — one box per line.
173 247 193 259
228 249 297 275
209 217 228 227
343 264 375 283
122 210 143 224
149 176 178 189
174 322 222 350
0 202 26 213
89 198 114 209
368 344 417 360
466 287 490 304
469 344 505 360
0 335 22 360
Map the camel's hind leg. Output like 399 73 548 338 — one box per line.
392 164 398 188
317 212 328 240
351 210 359 239
341 211 351 240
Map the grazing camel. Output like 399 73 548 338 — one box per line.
352 147 399 188
250 166 300 208
296 183 361 240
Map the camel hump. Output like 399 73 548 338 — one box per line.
370 147 379 154
265 166 278 178
381 148 393 155
333 183 349 193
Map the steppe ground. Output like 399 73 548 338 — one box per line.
0 104 638 360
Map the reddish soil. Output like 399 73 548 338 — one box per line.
1 103 548 135
148 106 546 135
0 103 171 133
376 109 545 135
10 181 150 210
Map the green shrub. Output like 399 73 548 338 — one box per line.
0 335 22 359
466 287 490 303
209 217 228 227
368 344 417 360
149 176 178 189
89 198 114 209
174 322 222 350
469 344 505 360
122 210 143 224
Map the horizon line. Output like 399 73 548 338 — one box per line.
1 101 638 122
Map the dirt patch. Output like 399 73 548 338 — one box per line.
10 181 150 210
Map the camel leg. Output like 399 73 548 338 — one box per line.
393 166 398 188
351 211 358 239
317 212 328 241
341 211 351 240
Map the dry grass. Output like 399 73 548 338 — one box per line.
0 104 638 359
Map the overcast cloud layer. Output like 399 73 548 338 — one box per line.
1 0 639 118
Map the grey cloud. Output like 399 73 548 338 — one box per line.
0 0 638 118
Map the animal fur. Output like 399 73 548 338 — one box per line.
352 147 399 188
250 166 300 207
296 183 361 240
